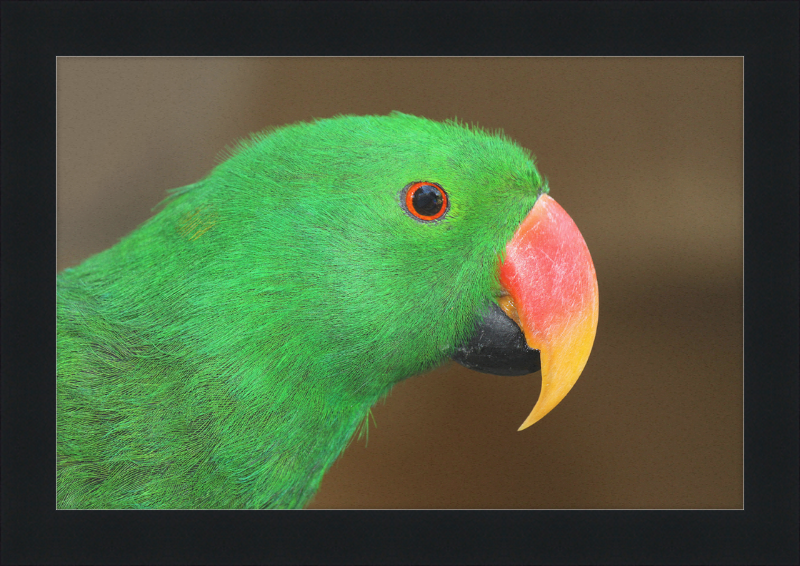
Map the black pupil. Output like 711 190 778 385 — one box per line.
412 184 443 216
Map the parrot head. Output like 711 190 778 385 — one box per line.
177 112 598 429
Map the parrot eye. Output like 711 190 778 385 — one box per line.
402 181 449 222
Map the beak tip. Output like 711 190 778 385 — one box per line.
517 404 545 431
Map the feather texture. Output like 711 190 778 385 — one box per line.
57 112 546 508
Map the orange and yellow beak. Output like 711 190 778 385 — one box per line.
499 195 599 430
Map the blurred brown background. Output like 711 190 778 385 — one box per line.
57 58 742 509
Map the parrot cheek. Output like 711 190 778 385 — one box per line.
499 194 599 430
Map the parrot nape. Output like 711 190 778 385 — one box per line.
57 112 598 509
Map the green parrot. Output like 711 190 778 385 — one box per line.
57 112 599 509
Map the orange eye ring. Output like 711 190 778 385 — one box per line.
402 181 449 222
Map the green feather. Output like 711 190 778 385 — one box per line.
57 112 547 508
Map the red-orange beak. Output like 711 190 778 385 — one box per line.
499 195 599 430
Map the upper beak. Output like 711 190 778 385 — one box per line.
500 194 599 430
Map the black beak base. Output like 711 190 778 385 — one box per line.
450 301 541 376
